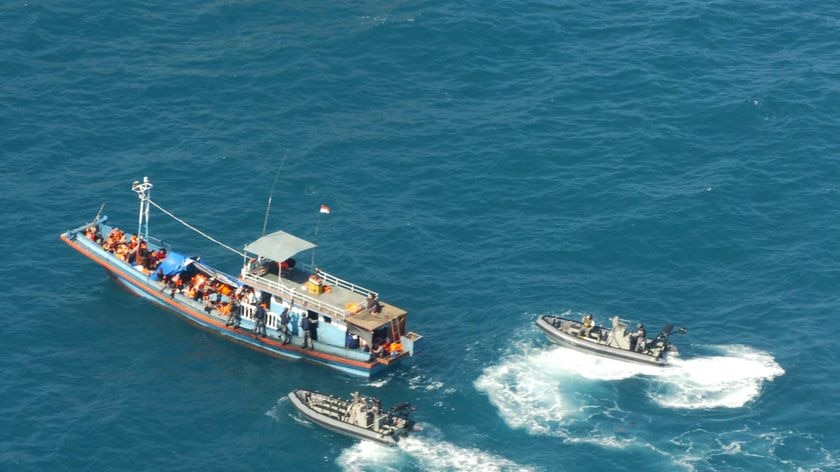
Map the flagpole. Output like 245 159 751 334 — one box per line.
312 204 330 270
311 216 319 269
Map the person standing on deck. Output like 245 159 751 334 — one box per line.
255 303 267 337
631 323 646 352
300 315 313 350
279 307 291 344
580 314 594 338
309 314 318 342
226 297 240 329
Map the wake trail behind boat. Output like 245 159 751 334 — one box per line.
337 440 403 472
475 341 784 440
646 344 785 409
474 342 639 446
337 434 535 472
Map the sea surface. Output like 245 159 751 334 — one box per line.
2 1 839 471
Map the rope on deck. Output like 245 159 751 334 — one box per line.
146 198 246 258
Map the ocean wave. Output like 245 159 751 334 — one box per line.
663 426 838 472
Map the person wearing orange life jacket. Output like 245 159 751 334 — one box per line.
169 273 184 298
218 301 231 317
388 340 403 357
371 340 387 358
85 225 102 243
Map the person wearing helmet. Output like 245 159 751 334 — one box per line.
632 323 646 352
580 314 594 338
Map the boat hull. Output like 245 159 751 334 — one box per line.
61 231 391 378
288 390 402 447
535 316 668 367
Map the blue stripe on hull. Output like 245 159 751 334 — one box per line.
108 271 377 377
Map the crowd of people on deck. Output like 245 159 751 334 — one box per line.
163 270 246 324
86 225 167 275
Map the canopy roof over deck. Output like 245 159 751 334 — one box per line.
346 304 407 331
244 230 316 262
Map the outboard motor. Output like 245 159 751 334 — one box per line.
649 323 674 349
652 324 686 349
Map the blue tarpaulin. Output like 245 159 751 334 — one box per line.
156 251 191 277
153 253 238 286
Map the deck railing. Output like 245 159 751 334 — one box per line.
241 302 281 329
241 272 350 319
240 302 256 321
315 269 378 298
266 310 279 330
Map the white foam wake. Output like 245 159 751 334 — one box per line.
336 436 535 472
525 342 663 381
399 436 535 472
474 346 582 435
647 344 785 409
475 341 784 443
336 440 403 472
474 341 659 440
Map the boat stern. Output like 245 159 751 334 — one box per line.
400 331 424 356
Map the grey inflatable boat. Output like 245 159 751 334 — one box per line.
536 314 685 366
289 389 420 446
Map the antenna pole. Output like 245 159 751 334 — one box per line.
132 177 153 241
261 152 289 236
144 179 151 241
261 195 273 236
311 217 320 268
89 203 106 226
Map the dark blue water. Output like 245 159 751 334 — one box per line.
3 1 839 470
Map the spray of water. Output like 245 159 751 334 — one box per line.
336 435 535 472
646 344 785 409
475 340 784 440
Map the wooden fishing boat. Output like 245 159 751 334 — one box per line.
60 177 423 377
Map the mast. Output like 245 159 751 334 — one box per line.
131 177 153 241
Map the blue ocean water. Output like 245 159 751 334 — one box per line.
2 1 839 470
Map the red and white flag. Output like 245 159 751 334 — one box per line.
320 204 331 214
